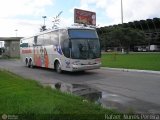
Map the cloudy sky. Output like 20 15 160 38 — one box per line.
0 0 160 37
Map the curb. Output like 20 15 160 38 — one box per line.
101 67 160 75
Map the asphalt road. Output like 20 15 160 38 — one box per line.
0 59 160 113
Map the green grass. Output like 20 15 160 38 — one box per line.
0 70 117 120
102 52 160 71
0 55 20 59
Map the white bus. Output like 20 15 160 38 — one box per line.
20 27 101 73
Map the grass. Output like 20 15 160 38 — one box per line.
0 70 118 120
101 52 160 71
0 55 20 59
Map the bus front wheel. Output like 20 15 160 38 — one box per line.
55 61 62 73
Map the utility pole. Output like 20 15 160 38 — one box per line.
41 16 47 31
121 0 124 53
42 16 47 26
121 0 124 24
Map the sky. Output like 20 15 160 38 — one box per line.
0 0 160 38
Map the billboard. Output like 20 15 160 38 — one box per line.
74 9 96 26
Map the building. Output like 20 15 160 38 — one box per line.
0 37 22 57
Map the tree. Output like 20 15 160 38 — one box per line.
110 27 145 53
97 27 119 51
40 25 47 32
97 27 145 52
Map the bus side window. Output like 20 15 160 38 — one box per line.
51 30 59 46
28 37 34 47
44 33 51 45
20 43 28 48
37 35 44 46
60 29 70 58
20 39 28 48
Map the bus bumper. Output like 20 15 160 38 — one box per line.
72 63 101 71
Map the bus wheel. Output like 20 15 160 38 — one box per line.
29 60 34 68
27 61 31 68
25 59 29 67
55 61 62 73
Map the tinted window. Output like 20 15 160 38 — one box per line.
20 38 33 47
71 39 88 59
68 29 98 39
71 39 100 59
20 43 28 47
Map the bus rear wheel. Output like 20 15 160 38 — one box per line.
55 61 62 73
25 59 29 67
29 59 34 68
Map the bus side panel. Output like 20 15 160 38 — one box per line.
20 47 34 65
46 45 57 69
33 45 58 69
33 46 43 67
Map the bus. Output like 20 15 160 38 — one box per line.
20 26 101 73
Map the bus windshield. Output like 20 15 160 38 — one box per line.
68 29 100 59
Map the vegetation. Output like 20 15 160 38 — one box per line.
97 27 146 53
110 28 145 53
40 25 47 32
102 52 160 71
0 55 20 59
0 70 117 120
98 18 160 51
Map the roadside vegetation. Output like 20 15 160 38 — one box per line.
97 27 146 53
0 70 118 120
102 52 160 71
0 55 20 59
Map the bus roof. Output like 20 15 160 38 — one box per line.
21 26 96 40
42 26 96 33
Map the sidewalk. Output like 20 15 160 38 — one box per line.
102 67 160 75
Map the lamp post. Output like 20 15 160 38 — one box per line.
42 16 47 26
121 0 124 24
15 29 18 37
121 0 124 53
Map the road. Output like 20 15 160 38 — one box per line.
0 59 160 113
